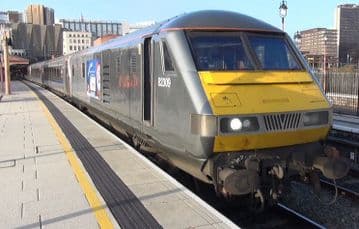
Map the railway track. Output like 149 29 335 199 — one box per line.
320 178 359 200
320 168 359 200
276 203 326 229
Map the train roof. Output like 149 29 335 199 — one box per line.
91 10 282 52
159 10 282 33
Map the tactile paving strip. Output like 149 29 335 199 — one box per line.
27 83 162 229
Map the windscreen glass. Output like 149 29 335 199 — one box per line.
187 31 302 71
247 35 301 70
188 32 254 71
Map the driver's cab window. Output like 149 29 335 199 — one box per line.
161 42 175 72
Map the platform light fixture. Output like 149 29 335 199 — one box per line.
279 0 288 31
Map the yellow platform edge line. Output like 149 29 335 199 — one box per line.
32 90 114 229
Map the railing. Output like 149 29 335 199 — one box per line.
315 72 359 116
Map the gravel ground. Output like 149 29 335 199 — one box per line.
281 181 359 228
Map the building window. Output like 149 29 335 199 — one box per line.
82 39 84 43
97 24 102 35
102 24 107 35
91 24 96 34
74 46 77 50
70 46 72 51
69 34 72 37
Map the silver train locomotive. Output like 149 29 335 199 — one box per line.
27 10 349 205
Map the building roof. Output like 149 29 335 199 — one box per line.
93 34 120 46
300 28 337 33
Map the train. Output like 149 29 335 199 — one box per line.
26 10 349 207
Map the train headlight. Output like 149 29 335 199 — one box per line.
220 117 259 133
303 111 329 126
230 118 242 131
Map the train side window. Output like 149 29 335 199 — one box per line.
161 42 174 72
82 63 85 78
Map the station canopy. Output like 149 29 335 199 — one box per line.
8 55 29 66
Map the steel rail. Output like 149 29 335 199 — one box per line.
320 179 359 199
277 203 326 229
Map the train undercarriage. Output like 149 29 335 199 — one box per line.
207 142 349 208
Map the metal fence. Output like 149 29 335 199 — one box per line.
315 72 359 116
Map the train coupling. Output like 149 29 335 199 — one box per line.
218 168 260 195
312 146 350 179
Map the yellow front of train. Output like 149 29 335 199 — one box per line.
189 31 331 152
201 70 331 152
188 30 348 199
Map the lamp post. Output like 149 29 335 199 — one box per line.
294 31 302 49
323 36 327 75
323 35 328 93
279 1 288 31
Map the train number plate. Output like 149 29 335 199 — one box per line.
158 77 171 88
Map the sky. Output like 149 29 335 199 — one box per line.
0 0 355 37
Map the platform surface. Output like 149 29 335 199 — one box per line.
0 81 237 229
333 113 359 134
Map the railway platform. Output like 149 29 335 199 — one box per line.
0 81 237 228
333 113 359 134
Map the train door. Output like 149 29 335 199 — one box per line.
143 37 153 125
64 60 71 96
